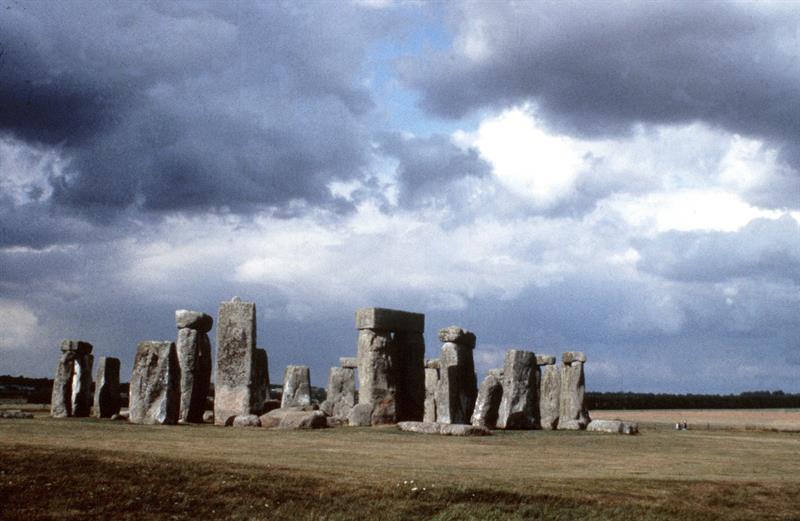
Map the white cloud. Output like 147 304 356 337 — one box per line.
0 137 67 205
0 299 39 350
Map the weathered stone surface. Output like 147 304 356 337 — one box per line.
621 422 639 435
176 328 212 423
559 356 590 430
51 351 76 418
425 358 440 369
60 340 93 354
347 403 374 427
394 330 425 422
215 297 257 426
281 365 311 409
356 329 396 425
562 351 586 364
536 355 556 366
435 339 477 425
326 416 347 428
355 307 424 333
339 357 358 368
0 410 34 419
71 352 94 417
232 414 261 427
326 366 356 419
538 363 561 430
202 410 214 423
175 310 213 333
496 349 537 430
253 348 270 414
51 341 94 418
471 373 503 428
437 326 476 349
489 368 504 379
557 419 584 430
129 341 179 425
423 366 439 423
586 419 637 434
397 421 491 436
94 357 120 418
260 408 327 429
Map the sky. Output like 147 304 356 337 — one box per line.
1 0 798 393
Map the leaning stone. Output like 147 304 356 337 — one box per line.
202 410 214 423
281 365 311 409
339 357 358 368
437 326 476 349
60 340 93 354
215 297 257 426
348 403 374 427
355 307 424 333
176 327 212 423
356 329 395 425
562 351 587 364
536 355 556 366
232 414 261 427
471 373 503 428
175 310 213 333
129 341 179 425
94 357 121 418
538 363 561 430
496 349 537 430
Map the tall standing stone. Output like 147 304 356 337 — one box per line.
51 340 93 418
435 327 478 425
94 357 120 418
215 297 257 426
559 351 590 429
356 328 395 424
471 371 503 428
326 366 356 418
394 330 425 421
423 359 439 423
253 348 270 413
129 341 179 425
537 355 560 430
496 349 537 430
176 310 213 424
281 365 311 409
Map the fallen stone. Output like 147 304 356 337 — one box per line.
471 373 503 428
0 411 34 419
439 423 491 436
94 357 121 419
175 310 213 333
396 421 491 436
562 351 587 364
281 365 311 409
396 420 440 434
215 297 257 426
621 422 639 435
557 419 585 430
262 399 281 414
355 307 424 333
129 341 179 425
176 327 212 423
202 410 214 423
496 349 537 430
437 326 476 349
260 408 327 429
339 357 358 368
232 414 261 427
326 416 347 428
348 403 374 427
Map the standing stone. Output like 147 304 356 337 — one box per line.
215 297 257 426
394 331 425 421
435 327 477 425
51 340 94 418
538 355 560 430
281 365 311 409
356 328 396 424
253 348 270 414
94 357 120 418
496 349 537 429
423 359 439 423
471 371 503 428
176 310 213 424
129 341 179 425
326 366 356 418
559 351 590 429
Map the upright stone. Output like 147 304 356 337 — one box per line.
435 327 477 425
94 357 120 418
326 367 356 418
176 310 213 424
51 351 75 418
538 355 560 430
281 365 311 409
423 359 439 423
559 351 590 429
496 349 536 429
253 348 270 413
215 297 257 426
471 371 503 428
356 328 396 424
129 341 179 425
394 331 425 421
51 340 94 418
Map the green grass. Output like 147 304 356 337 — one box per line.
1 417 799 520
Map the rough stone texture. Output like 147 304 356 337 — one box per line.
60 340 93 354
423 366 439 423
394 330 425 422
281 365 311 409
496 349 537 430
425 359 440 369
175 310 213 333
0 411 34 419
356 329 396 425
339 357 358 368
326 367 356 419
94 357 120 418
253 348 270 414
202 410 214 423
356 307 424 333
536 355 557 366
232 414 261 427
129 341 179 425
215 297 257 426
538 363 561 430
397 421 491 436
326 416 347 428
471 373 503 428
621 422 639 435
176 327 212 423
51 341 95 418
558 419 584 430
562 351 587 364
347 403 374 427
559 356 590 430
435 338 477 425
51 351 76 418
260 408 327 429
437 326 476 349
489 368 504 379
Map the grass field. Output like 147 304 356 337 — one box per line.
591 409 800 432
1 416 799 520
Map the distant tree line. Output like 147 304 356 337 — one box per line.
586 391 800 409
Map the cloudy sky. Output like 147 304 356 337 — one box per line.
1 1 798 393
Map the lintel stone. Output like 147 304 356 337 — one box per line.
562 351 586 364
536 355 556 366
355 307 424 333
60 340 93 354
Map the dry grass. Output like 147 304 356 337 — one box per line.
591 409 800 432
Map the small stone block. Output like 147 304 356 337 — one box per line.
60 340 93 354
437 326 476 349
536 355 556 365
175 310 213 333
562 351 586 364
355 307 424 333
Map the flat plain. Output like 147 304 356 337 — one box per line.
591 409 800 432
1 413 799 520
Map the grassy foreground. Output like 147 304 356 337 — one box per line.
1 417 799 520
